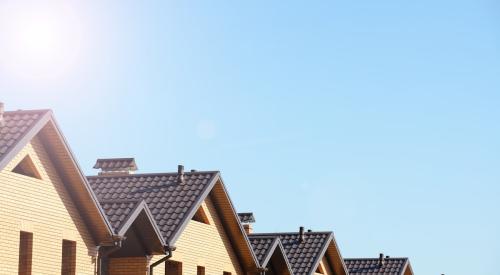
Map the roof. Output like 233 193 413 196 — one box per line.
238 212 256 223
88 172 218 243
88 171 261 271
100 199 166 255
344 258 412 275
248 235 293 275
0 109 114 243
248 236 280 265
94 158 138 170
250 232 348 275
0 110 49 165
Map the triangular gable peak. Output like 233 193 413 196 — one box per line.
250 231 348 275
88 169 260 273
0 109 113 244
100 199 165 256
248 235 293 275
344 256 413 275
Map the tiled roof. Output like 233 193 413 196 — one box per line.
344 258 409 275
100 199 142 233
0 110 49 161
248 235 279 265
238 212 256 223
94 158 137 170
250 232 333 275
88 171 218 244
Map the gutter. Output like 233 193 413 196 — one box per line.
149 246 174 275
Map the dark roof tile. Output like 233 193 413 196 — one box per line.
344 258 409 275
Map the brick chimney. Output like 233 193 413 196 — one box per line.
237 212 255 234
93 158 138 175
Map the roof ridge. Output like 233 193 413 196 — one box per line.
4 109 51 114
250 231 333 236
345 257 409 260
87 171 220 178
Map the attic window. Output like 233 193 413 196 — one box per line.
192 206 210 224
316 263 325 274
12 155 42 179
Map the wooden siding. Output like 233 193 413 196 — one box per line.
151 195 245 275
0 136 96 275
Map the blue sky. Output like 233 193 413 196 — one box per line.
1 1 500 274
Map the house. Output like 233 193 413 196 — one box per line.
0 105 260 275
0 106 115 274
240 215 348 275
88 159 261 275
0 103 417 275
344 254 414 275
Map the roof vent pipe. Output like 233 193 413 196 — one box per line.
0 102 4 127
177 165 184 183
307 229 312 232
299 226 305 243
378 253 384 266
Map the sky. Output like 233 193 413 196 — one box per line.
1 1 500 274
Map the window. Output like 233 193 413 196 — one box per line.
61 240 76 275
165 260 182 275
197 266 205 275
192 206 210 225
12 155 41 179
18 231 33 275
223 272 231 275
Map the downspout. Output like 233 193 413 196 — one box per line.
149 246 174 275
97 236 124 275
258 267 267 275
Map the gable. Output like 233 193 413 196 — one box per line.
0 110 112 244
171 195 245 275
0 136 97 273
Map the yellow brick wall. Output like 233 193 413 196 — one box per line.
108 257 148 275
151 195 244 275
0 136 97 275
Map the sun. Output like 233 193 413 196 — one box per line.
0 2 83 80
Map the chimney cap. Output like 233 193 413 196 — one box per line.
237 212 256 224
94 158 137 175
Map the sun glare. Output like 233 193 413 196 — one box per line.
0 2 83 80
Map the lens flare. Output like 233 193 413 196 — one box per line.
0 2 84 81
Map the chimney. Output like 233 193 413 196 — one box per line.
93 158 137 175
243 224 253 234
299 226 305 243
177 165 184 183
378 253 384 266
237 213 255 234
0 102 4 127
